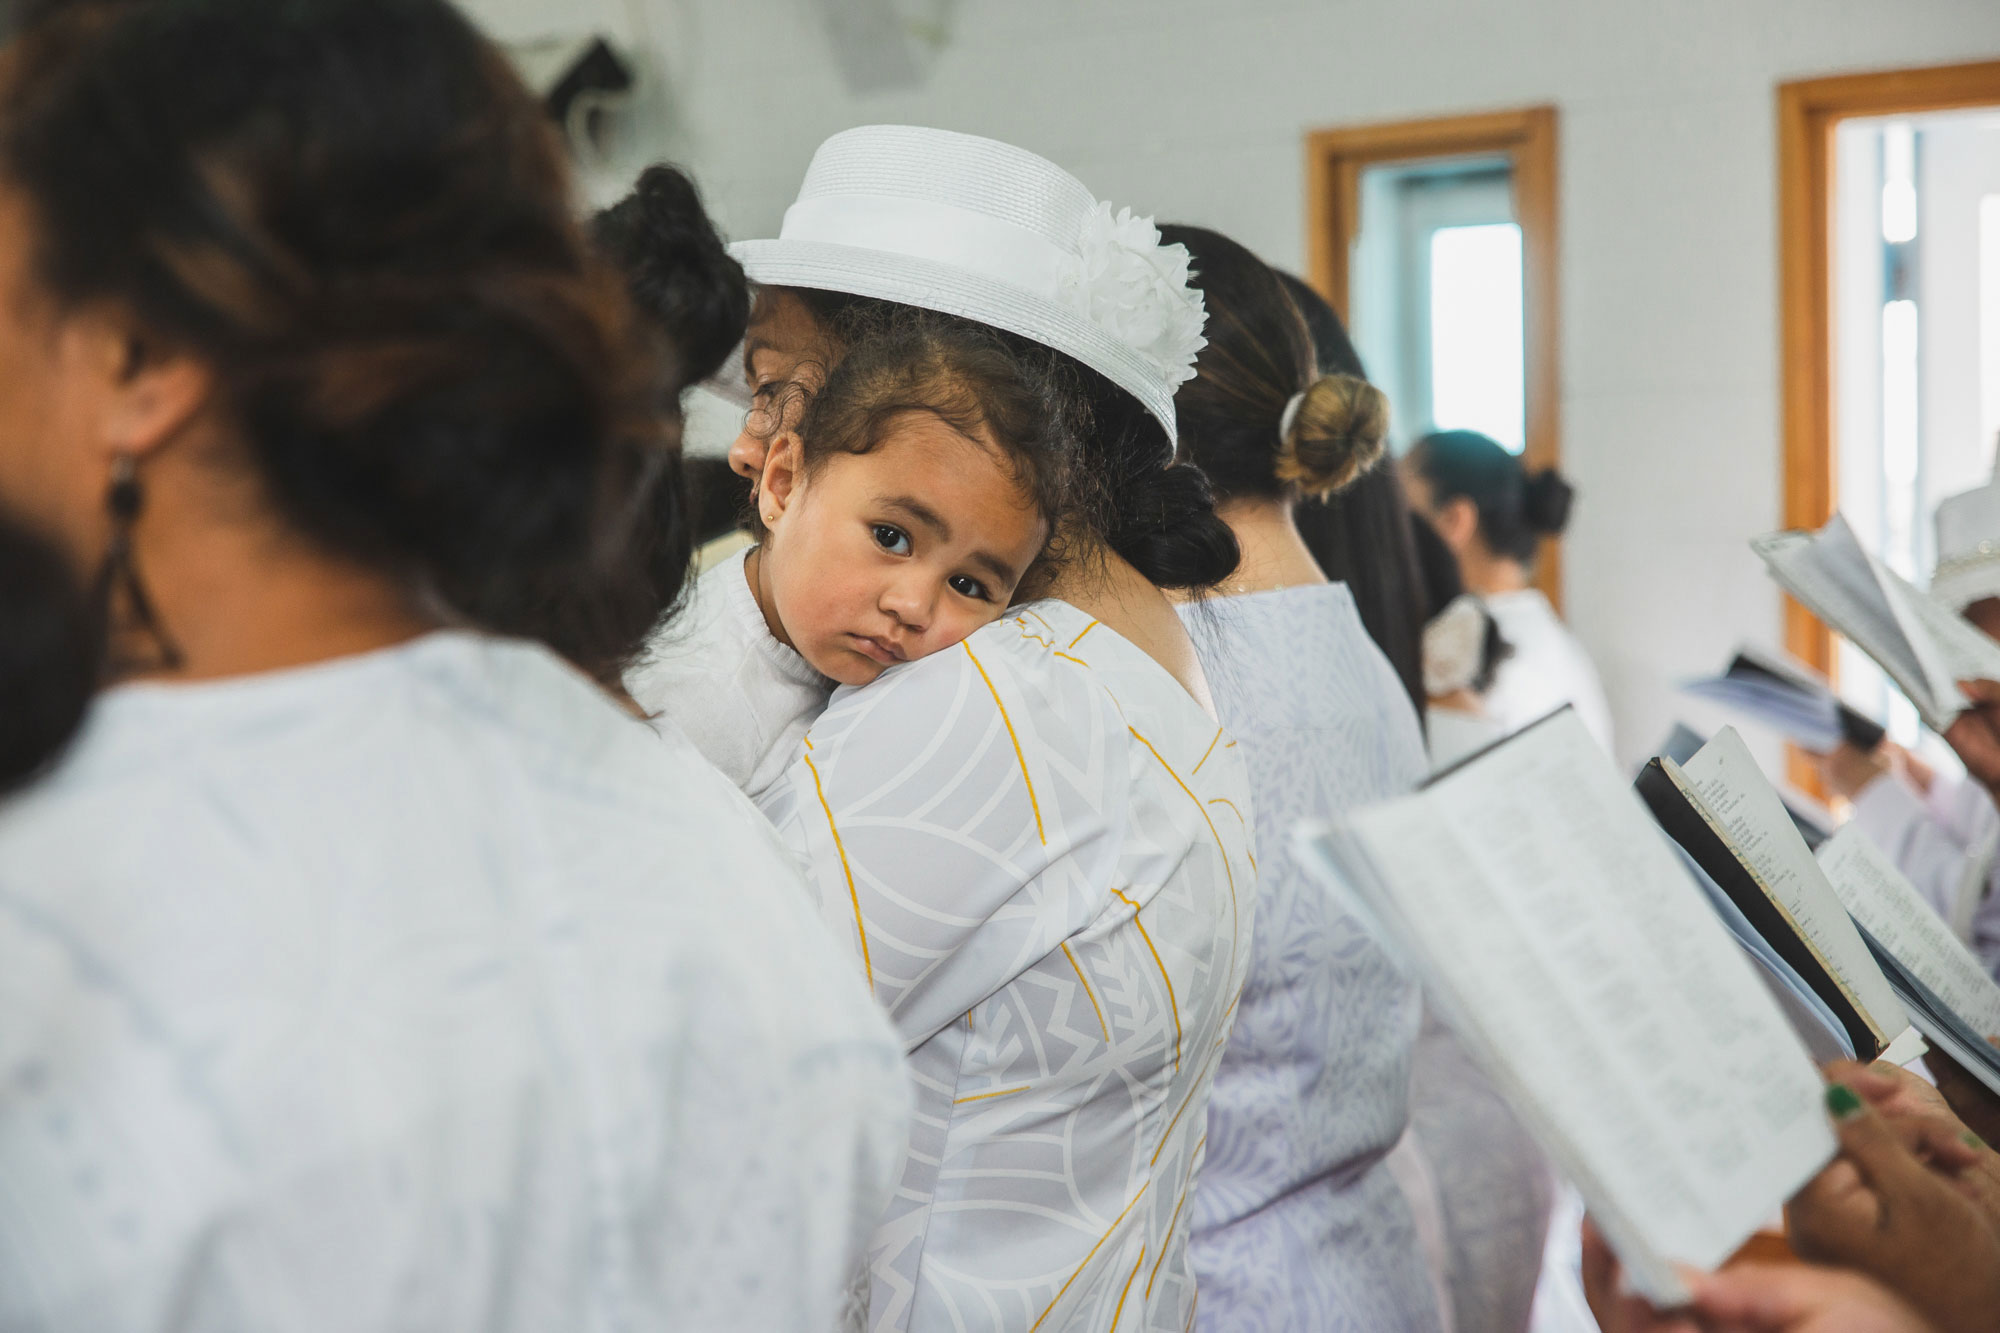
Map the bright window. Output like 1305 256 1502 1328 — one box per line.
1428 222 1525 452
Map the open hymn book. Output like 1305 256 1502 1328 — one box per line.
1816 824 2000 1096
1296 709 1835 1307
1753 514 2000 732
1635 726 1925 1067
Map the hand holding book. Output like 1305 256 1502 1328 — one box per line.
1943 678 2000 795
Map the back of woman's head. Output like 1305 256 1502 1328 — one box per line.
1 0 682 682
1274 268 1367 379
592 163 748 394
1159 224 1388 505
1408 429 1573 566
771 284 1238 592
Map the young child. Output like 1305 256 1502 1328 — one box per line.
626 305 1077 797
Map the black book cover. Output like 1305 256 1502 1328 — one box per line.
1725 653 1887 752
1635 757 1884 1059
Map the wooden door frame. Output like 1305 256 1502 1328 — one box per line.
1778 59 2000 790
1305 106 1563 607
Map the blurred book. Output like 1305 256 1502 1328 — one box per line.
1816 824 2000 1096
1296 709 1835 1308
1753 515 2000 733
1680 645 1884 754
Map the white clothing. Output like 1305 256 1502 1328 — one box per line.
761 601 1257 1333
1850 771 2000 973
1425 706 1506 774
1177 585 1441 1332
1392 1014 1557 1333
1481 590 1614 753
625 546 832 798
0 632 910 1332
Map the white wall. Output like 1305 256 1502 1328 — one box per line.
465 0 2000 769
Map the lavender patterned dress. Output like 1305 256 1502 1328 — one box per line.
1180 585 1443 1332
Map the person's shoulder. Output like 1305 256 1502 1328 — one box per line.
802 606 1129 796
624 550 758 705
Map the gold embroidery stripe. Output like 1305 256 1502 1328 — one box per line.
1145 1195 1185 1300
1067 618 1100 649
1112 886 1181 1071
1060 940 1110 1042
1053 650 1091 668
952 1084 1030 1105
1027 1182 1151 1332
1109 1244 1146 1330
1131 726 1241 984
1151 1043 1225 1166
1190 725 1224 776
963 640 1046 845
803 749 871 989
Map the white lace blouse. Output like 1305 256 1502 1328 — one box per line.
760 600 1258 1333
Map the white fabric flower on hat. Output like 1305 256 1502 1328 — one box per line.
1058 202 1208 387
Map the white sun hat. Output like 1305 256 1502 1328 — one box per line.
726 124 1207 448
1931 477 2000 611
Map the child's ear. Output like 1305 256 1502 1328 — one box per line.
758 431 806 527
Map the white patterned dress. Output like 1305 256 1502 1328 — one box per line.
761 600 1257 1333
1178 585 1443 1332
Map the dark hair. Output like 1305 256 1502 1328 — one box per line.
1407 429 1573 565
1274 269 1367 379
684 456 753 546
1159 224 1386 503
1412 512 1509 693
764 286 1237 591
2 0 684 683
739 298 1077 551
0 511 98 796
591 163 749 393
1273 270 1428 713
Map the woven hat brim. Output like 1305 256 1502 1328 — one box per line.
732 237 1179 450
1931 560 2000 613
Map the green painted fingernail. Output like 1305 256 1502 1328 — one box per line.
1826 1083 1864 1120
1965 1132 1987 1150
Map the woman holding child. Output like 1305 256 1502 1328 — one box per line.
630 126 1259 1332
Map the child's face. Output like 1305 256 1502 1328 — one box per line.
756 414 1048 687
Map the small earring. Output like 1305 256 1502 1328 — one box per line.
96 454 183 677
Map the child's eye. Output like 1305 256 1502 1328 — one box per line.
872 524 911 556
949 574 991 602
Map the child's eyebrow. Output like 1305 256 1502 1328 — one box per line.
878 495 951 541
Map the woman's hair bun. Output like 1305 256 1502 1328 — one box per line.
591 163 749 392
1522 467 1575 535
1276 372 1388 498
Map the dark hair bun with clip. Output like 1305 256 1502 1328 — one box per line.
592 164 749 394
1522 467 1575 535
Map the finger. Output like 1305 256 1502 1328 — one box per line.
1787 1089 1894 1261
1580 1218 1627 1329
1824 1082 1934 1194
1687 1262 1852 1324
1903 1114 1986 1172
1956 678 2000 707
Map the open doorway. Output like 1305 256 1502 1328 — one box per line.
1779 61 2000 778
1305 107 1561 603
